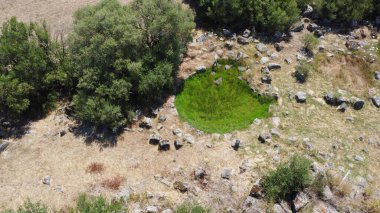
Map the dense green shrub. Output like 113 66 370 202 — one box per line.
2 200 48 213
70 0 194 130
175 203 210 213
199 0 300 32
261 155 311 202
68 194 124 213
0 17 70 118
315 0 373 22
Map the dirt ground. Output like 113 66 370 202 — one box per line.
0 1 380 212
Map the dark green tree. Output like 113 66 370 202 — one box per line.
315 0 373 22
0 17 70 118
70 0 194 130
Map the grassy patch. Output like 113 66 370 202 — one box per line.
68 194 124 213
175 60 273 133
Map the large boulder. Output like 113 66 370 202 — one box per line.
261 75 272 84
307 23 320 32
293 192 310 211
256 43 268 53
291 23 304 32
258 131 272 143
140 117 153 129
324 92 337 106
221 168 232 179
158 140 170 151
274 43 284 52
242 29 251 38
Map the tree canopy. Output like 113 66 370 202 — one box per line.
69 0 195 130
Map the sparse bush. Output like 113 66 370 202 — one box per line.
68 194 124 213
261 155 311 202
303 34 319 54
0 17 71 119
295 61 312 83
175 203 210 213
311 173 329 197
101 176 124 190
2 200 48 213
86 162 105 174
199 0 300 32
70 0 195 130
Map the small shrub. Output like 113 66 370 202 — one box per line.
303 34 319 54
261 155 311 202
311 173 329 198
175 203 210 213
101 176 124 190
2 200 48 213
86 163 105 174
68 194 124 213
295 61 312 83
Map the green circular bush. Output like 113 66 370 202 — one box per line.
175 61 272 133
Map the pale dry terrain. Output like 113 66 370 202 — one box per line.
0 1 380 212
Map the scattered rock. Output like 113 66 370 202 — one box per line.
372 97 380 108
288 136 298 143
256 43 268 53
270 128 280 137
267 63 281 70
375 71 380 80
42 175 52 186
0 141 9 153
324 92 337 105
183 134 194 144
291 23 305 32
242 29 251 38
231 139 241 151
158 115 167 123
322 186 334 201
345 40 361 51
172 128 182 136
274 43 284 52
173 181 188 193
118 188 131 199
158 140 170 151
307 23 320 32
242 196 264 213
238 66 246 72
161 209 173 213
337 103 348 112
284 58 292 64
258 131 272 143
149 134 161 145
293 192 310 211
271 117 281 127
214 77 223 86
194 167 206 180
261 75 272 84
146 206 159 213
237 36 249 45
249 184 263 198
223 29 233 37
354 155 364 162
311 162 324 173
313 201 338 213
221 169 232 179
272 204 287 213
303 5 313 16
196 34 209 43
295 92 307 103
226 207 237 213
140 117 153 129
351 97 364 110
225 41 234 50
174 140 183 150
240 159 253 173
196 65 206 73
260 57 270 64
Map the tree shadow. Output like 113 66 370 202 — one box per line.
69 122 119 148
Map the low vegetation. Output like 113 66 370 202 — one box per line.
261 155 312 202
175 60 273 133
175 203 210 213
86 162 105 174
101 176 124 190
2 200 48 213
68 194 124 213
295 60 313 83
303 34 319 54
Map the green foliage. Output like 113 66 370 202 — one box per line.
295 61 312 83
69 0 195 130
315 0 373 22
175 203 210 213
296 0 312 9
262 155 312 202
68 194 124 213
0 17 70 118
175 60 273 133
303 34 319 53
199 0 300 32
2 200 48 213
